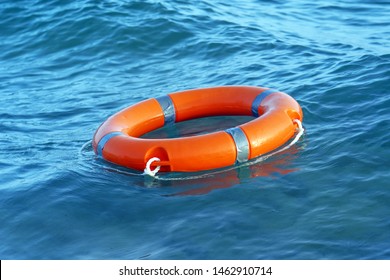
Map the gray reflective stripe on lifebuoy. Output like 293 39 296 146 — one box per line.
97 132 123 157
251 88 279 117
156 95 176 125
225 127 250 163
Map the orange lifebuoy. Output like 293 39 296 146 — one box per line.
93 86 303 173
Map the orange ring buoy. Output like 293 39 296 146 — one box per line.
92 86 303 173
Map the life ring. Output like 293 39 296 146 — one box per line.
92 86 303 173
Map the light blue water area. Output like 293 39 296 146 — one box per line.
1 0 389 259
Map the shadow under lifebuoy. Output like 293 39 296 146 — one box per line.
87 141 302 196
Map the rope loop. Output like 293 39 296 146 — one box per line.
290 119 304 146
143 157 161 177
294 119 303 132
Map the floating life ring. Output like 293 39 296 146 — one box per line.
93 86 303 174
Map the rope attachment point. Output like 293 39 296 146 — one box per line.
290 119 304 146
143 157 161 177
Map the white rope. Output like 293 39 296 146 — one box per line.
290 119 304 146
271 118 304 154
143 157 161 177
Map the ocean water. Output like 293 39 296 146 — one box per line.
1 0 389 260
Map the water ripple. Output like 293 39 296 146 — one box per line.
1 0 389 259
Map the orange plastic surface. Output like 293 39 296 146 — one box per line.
92 86 303 172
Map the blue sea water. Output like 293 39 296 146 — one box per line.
1 0 389 260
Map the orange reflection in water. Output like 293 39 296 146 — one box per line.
162 146 300 196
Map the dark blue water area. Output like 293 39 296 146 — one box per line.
1 0 390 259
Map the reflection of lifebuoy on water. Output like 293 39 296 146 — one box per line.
163 145 301 196
93 86 303 174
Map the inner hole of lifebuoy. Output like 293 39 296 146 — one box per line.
141 115 254 139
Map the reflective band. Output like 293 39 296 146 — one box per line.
97 132 123 157
225 127 250 163
251 88 279 117
156 95 176 125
